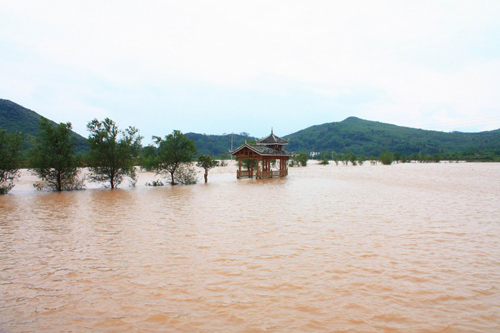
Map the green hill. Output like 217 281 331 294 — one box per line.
185 132 255 158
0 99 88 154
2 98 499 160
185 117 500 158
285 117 500 157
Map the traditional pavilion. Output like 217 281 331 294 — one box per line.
230 130 292 179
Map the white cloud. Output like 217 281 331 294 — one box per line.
1 0 500 134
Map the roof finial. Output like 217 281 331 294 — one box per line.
271 127 273 135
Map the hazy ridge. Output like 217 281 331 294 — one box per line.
2 98 499 157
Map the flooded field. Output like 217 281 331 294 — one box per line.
1 162 500 332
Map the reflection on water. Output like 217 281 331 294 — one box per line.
1 162 500 332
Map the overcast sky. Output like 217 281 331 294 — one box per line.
1 1 500 142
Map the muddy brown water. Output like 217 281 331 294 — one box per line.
1 162 500 332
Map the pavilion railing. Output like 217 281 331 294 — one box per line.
237 170 251 178
258 171 273 179
238 169 287 179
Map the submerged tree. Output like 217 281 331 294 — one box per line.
152 130 197 185
139 145 157 171
358 154 366 166
197 154 219 183
380 150 394 165
29 118 83 192
87 118 142 189
0 129 23 194
292 152 308 167
350 154 358 166
174 164 198 185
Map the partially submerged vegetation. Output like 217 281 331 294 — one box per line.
0 129 23 193
28 118 84 192
146 130 198 185
197 154 219 183
1 102 500 193
87 118 142 189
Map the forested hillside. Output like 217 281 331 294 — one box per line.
0 99 88 154
2 98 499 159
185 132 254 157
285 117 500 157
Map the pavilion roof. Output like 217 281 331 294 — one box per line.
230 143 292 157
257 130 288 145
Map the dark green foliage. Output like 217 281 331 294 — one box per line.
197 154 219 183
380 150 394 165
0 128 23 193
185 133 254 157
332 151 341 165
139 145 157 171
452 149 500 162
393 151 402 163
292 153 308 167
358 154 366 166
319 159 329 165
242 159 257 170
28 118 83 191
350 154 358 166
0 99 88 154
86 118 142 189
218 152 230 160
285 117 500 157
151 130 198 185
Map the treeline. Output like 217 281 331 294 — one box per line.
285 117 500 157
311 149 500 164
291 148 500 167
0 118 220 193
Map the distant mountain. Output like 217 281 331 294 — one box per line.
185 117 500 157
284 117 500 156
185 132 255 157
3 98 499 158
0 99 88 154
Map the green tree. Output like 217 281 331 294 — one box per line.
343 151 351 166
332 151 340 165
87 118 142 189
380 150 394 165
292 152 308 166
242 158 257 170
358 154 366 166
197 154 219 183
139 145 157 171
28 118 82 192
350 154 358 166
393 151 401 163
0 129 23 194
152 130 197 185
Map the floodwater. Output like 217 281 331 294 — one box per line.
1 162 500 332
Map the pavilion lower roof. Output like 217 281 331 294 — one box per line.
230 144 292 157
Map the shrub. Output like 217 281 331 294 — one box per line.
146 179 164 186
380 150 394 165
174 164 198 185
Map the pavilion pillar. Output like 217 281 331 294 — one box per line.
238 156 242 178
257 158 261 178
